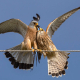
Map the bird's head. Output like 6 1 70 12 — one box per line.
31 20 40 30
29 13 40 30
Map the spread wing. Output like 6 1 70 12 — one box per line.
46 7 80 38
0 19 28 38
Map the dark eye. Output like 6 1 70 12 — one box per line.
34 23 36 25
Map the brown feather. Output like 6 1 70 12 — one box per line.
37 31 70 77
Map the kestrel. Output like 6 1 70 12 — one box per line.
0 14 40 69
37 7 80 77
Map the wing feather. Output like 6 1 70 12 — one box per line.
0 19 28 38
46 7 80 38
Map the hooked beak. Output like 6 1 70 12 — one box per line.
36 25 44 31
36 25 40 30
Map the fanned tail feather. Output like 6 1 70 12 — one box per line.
48 51 70 78
4 43 34 70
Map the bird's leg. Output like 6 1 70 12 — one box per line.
33 41 37 50
32 41 37 54
52 47 58 53
21 42 25 50
37 49 42 53
33 40 42 53
23 38 35 56
53 49 56 51
32 49 35 53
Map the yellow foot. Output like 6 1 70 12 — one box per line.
37 49 42 53
53 49 56 52
23 49 35 56
32 49 35 53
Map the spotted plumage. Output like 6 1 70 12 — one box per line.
37 7 80 78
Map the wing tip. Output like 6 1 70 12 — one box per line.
77 7 80 9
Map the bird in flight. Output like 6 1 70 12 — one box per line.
37 7 80 78
0 7 80 78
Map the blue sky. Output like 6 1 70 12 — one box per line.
0 0 80 80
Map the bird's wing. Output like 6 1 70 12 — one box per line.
0 19 28 38
46 7 80 38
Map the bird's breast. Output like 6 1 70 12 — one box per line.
37 31 57 50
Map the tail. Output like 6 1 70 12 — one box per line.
48 51 70 78
4 43 34 70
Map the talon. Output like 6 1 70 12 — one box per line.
32 49 35 53
37 49 42 53
53 49 56 51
